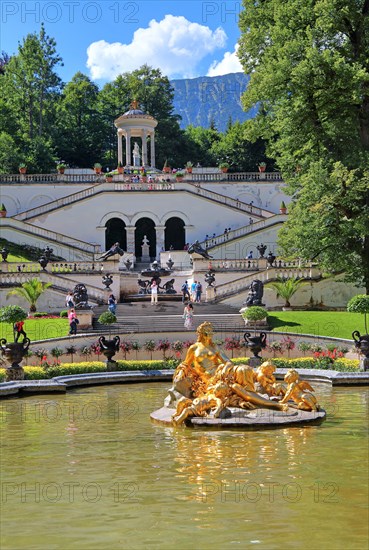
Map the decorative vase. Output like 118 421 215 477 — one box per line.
58 168 65 174
19 168 27 174
244 332 267 358
98 335 120 364
258 166 266 173
352 331 369 371
0 210 6 218
0 338 31 381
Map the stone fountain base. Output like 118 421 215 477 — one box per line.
150 406 326 429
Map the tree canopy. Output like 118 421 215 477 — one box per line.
238 0 369 291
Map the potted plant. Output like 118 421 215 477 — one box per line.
94 162 102 174
56 162 67 174
241 306 268 327
0 203 7 218
258 162 267 173
219 162 229 173
19 163 27 174
279 201 287 214
105 172 114 182
175 172 184 181
117 161 124 174
265 276 307 310
186 161 193 174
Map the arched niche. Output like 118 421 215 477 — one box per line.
105 218 127 250
135 217 156 259
165 217 185 251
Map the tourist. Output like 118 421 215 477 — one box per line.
14 320 27 342
108 293 117 314
183 303 194 330
181 281 191 302
150 280 158 304
247 251 253 260
65 291 74 309
68 308 78 335
190 280 197 302
195 281 203 303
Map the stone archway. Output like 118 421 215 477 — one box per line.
135 217 156 259
165 217 185 250
105 218 127 250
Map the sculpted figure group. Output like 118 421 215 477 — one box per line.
170 322 320 426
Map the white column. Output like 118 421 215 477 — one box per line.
150 131 156 168
155 225 166 260
142 130 148 166
126 225 136 256
125 130 131 167
117 130 123 164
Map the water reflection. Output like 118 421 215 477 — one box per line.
0 383 368 550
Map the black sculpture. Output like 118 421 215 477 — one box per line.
1 247 9 262
98 335 120 363
102 273 113 290
138 279 151 294
73 283 90 309
266 252 276 267
244 332 267 358
205 270 216 287
244 280 264 306
160 279 176 294
0 337 31 381
42 246 53 260
352 331 369 371
187 240 213 260
256 243 267 258
97 242 124 261
39 255 49 271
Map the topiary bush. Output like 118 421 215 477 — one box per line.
347 294 369 333
241 306 268 321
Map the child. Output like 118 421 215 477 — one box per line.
183 303 194 330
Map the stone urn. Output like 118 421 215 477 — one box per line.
98 335 120 364
352 331 369 371
244 332 267 358
0 337 31 381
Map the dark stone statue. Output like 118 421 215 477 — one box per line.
256 243 267 258
102 273 113 290
205 270 216 287
187 240 213 260
138 279 151 294
97 242 124 261
244 279 264 306
73 283 90 309
160 279 176 294
42 246 53 260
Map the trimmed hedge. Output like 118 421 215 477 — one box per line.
0 356 360 383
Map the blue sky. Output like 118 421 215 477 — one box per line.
1 1 244 85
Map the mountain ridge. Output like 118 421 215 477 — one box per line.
170 72 256 132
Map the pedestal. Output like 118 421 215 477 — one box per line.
206 286 215 302
75 310 94 330
360 357 369 372
5 366 25 381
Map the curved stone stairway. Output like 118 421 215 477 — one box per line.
92 300 246 336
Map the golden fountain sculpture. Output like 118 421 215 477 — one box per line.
153 322 323 428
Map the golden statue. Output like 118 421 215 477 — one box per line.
171 323 290 425
279 369 319 411
255 361 286 397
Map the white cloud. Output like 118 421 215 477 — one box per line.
207 44 243 76
86 15 227 80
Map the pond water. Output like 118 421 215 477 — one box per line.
0 383 368 550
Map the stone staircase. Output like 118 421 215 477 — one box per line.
92 301 246 335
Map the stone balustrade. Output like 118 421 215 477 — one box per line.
0 261 119 274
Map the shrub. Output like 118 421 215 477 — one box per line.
32 312 49 318
347 294 369 333
171 340 184 358
224 336 241 357
156 339 171 359
120 340 133 360
33 348 48 359
298 342 312 354
24 367 47 379
60 310 68 318
98 311 117 325
241 306 268 322
144 340 156 360
131 341 142 359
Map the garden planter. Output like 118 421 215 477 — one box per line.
98 335 120 363
0 338 30 381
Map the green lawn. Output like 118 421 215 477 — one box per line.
0 312 364 343
0 318 70 342
267 311 365 340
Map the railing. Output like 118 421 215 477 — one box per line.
196 214 287 251
184 182 271 218
0 272 106 302
190 171 283 182
213 265 322 300
0 218 100 256
1 261 119 274
0 173 103 184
